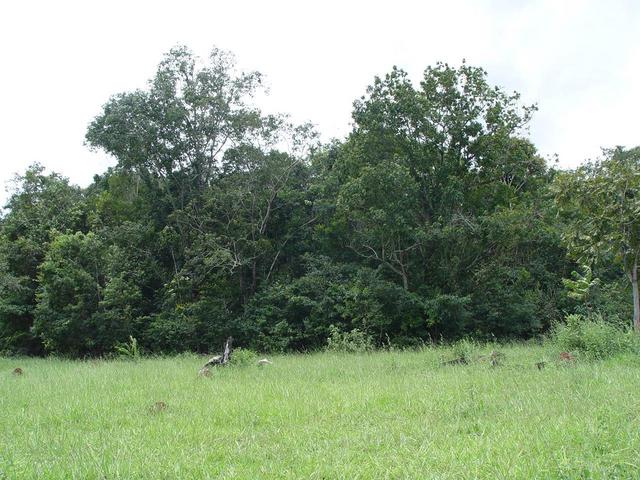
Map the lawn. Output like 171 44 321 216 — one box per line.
2 345 640 479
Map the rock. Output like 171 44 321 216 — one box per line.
257 358 272 366
12 367 23 376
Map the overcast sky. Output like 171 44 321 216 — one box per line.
1 0 638 204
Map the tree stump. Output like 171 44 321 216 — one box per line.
199 337 233 374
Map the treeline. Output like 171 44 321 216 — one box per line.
0 46 637 356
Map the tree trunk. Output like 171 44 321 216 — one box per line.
199 337 234 374
251 261 257 294
401 270 409 291
632 262 640 332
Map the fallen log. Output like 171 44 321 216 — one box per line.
199 337 233 375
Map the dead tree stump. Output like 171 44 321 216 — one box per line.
199 337 233 375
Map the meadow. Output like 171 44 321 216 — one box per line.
2 344 640 479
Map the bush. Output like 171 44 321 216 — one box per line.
449 338 478 362
426 294 471 338
113 336 141 361
551 313 637 359
326 324 374 353
229 348 258 367
243 256 427 352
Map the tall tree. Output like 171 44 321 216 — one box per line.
325 62 545 291
0 165 85 353
86 45 279 214
554 146 640 331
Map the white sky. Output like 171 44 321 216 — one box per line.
1 0 638 205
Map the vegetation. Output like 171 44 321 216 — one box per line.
3 346 640 479
550 313 638 360
0 45 638 356
554 147 640 330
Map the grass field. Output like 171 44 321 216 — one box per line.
2 344 640 479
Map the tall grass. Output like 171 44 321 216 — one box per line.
2 344 640 479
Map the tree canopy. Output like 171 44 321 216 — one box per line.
0 46 635 356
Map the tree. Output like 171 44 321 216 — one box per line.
554 146 640 330
323 62 546 293
86 46 279 214
0 46 583 354
0 165 85 353
336 159 421 290
33 228 154 355
33 232 106 354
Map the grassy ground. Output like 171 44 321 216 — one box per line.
2 344 640 479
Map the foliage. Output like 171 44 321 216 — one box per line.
554 147 640 329
0 45 632 356
425 294 471 338
449 338 479 362
551 313 637 359
562 265 600 301
114 335 142 361
326 324 374 353
242 256 427 352
229 347 258 367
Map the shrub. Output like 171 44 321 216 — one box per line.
326 324 374 353
243 256 427 352
551 313 636 359
229 348 258 367
114 335 142 361
425 294 471 338
450 338 478 362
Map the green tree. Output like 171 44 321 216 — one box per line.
33 232 106 354
554 146 640 330
86 45 278 214
320 62 547 295
0 165 85 353
33 229 153 355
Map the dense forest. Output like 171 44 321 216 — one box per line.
1 46 638 356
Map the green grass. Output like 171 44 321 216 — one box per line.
2 345 640 479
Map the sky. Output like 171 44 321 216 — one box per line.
1 0 638 204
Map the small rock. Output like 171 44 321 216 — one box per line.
12 367 23 376
257 358 272 366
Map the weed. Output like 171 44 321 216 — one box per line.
326 324 374 353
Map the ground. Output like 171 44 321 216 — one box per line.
2 345 640 479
